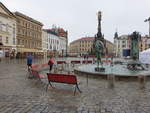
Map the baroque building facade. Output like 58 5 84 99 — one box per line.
14 12 43 58
69 37 114 57
114 33 130 57
42 30 48 58
114 32 150 58
43 28 67 57
0 2 16 57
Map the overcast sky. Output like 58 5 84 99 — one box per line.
1 0 150 43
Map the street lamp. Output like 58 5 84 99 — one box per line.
144 17 150 37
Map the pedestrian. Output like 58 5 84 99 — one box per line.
27 53 32 71
86 54 89 60
48 56 54 72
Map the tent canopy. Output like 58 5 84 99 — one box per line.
139 48 150 64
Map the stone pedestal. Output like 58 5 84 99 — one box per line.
107 74 115 88
138 75 146 89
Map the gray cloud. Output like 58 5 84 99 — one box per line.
2 0 150 43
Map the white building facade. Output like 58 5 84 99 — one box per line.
42 29 67 57
42 30 48 58
59 36 67 56
114 33 129 57
0 2 16 57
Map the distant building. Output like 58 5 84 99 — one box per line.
69 37 94 56
43 28 67 57
14 12 43 58
51 27 68 56
42 30 48 58
114 32 150 58
114 33 130 57
69 37 114 56
0 2 16 57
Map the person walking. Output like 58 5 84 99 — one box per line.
27 53 33 71
48 56 54 72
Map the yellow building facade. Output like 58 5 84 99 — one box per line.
14 12 43 58
69 37 114 56
0 2 16 57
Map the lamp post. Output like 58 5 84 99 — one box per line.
144 17 150 37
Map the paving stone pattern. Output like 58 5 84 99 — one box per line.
0 58 150 113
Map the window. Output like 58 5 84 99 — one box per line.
25 40 27 46
17 19 20 23
13 28 15 34
6 24 8 32
122 45 125 48
18 39 20 45
13 38 15 45
22 40 24 45
6 37 8 44
18 29 20 33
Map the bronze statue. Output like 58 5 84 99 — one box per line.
130 31 140 60
94 11 106 71
95 39 104 67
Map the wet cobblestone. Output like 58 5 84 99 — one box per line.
0 58 150 113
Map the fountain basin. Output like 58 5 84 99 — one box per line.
74 64 150 80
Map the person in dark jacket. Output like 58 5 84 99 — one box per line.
27 53 32 71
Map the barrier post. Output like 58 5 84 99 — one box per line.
138 75 146 89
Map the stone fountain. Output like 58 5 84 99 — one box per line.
74 11 150 82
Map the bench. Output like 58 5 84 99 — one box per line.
41 63 49 71
82 60 92 64
32 64 40 69
41 63 49 67
30 65 45 80
46 73 82 95
31 70 45 80
102 60 112 63
70 60 81 67
57 61 66 64
71 60 81 64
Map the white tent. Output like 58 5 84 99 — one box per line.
139 48 150 64
0 50 4 58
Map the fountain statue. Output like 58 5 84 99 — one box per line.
94 11 106 72
130 31 140 60
95 39 104 67
74 12 150 84
127 31 145 70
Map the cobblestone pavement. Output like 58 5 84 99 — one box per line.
0 58 150 113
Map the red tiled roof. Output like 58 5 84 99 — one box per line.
71 37 94 43
78 37 94 41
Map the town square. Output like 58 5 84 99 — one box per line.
1 0 150 113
